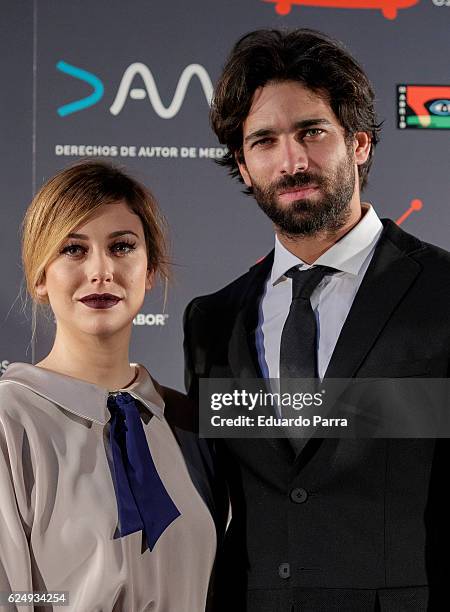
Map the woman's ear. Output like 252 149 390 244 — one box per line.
145 269 155 291
35 282 48 302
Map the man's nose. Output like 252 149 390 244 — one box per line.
279 138 308 175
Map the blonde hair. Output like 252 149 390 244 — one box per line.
22 160 169 303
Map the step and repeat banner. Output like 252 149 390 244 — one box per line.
1 0 448 390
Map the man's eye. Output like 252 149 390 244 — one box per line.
60 244 85 257
111 241 136 254
304 128 324 137
253 138 273 148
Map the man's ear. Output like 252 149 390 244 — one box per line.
353 132 371 166
145 268 155 291
235 150 252 188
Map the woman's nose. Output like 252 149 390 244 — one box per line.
86 251 114 284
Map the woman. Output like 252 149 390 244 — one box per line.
0 161 219 612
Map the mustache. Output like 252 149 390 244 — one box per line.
272 172 325 193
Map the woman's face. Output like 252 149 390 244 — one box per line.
36 201 153 339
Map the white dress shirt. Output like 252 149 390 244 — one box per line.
256 204 384 380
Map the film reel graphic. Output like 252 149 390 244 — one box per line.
398 85 450 130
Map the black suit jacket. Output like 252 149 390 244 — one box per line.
184 220 450 612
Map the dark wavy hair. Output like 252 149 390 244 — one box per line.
211 28 382 191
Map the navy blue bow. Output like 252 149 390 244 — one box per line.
107 392 180 550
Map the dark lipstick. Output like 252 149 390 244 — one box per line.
80 293 122 309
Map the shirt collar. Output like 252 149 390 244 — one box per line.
271 203 383 285
0 362 165 425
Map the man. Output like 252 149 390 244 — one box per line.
184 29 450 611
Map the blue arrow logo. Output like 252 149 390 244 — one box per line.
57 61 104 117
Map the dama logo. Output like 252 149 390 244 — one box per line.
398 85 450 129
263 0 420 19
57 61 213 118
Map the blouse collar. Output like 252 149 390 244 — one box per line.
0 362 164 425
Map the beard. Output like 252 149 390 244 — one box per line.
250 149 356 238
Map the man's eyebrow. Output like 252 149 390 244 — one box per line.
293 118 333 129
244 119 333 144
66 230 140 240
244 128 275 144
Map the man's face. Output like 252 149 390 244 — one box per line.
237 80 370 237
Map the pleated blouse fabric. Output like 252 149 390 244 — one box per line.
0 363 216 612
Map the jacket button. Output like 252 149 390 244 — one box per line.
278 562 290 579
290 487 308 503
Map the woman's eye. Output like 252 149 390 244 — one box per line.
111 241 136 254
60 244 85 257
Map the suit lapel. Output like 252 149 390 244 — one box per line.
325 220 422 379
298 221 423 461
228 251 296 463
228 251 274 380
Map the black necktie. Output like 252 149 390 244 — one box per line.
280 265 337 380
279 265 336 454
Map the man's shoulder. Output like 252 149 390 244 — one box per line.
381 218 450 271
186 271 249 316
185 252 273 321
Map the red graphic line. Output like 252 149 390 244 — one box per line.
396 198 423 225
263 0 420 20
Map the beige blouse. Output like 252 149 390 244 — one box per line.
0 363 216 612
